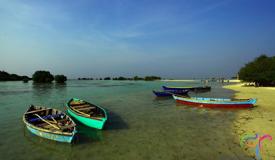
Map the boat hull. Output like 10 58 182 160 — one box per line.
163 86 211 92
175 99 253 108
173 95 256 109
162 86 193 91
67 107 106 130
26 124 75 143
153 91 172 97
153 90 189 97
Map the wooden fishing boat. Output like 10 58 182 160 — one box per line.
162 86 194 91
162 86 211 92
66 98 107 130
23 105 76 143
173 95 256 108
153 89 189 97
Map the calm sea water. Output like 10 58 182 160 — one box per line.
0 80 252 160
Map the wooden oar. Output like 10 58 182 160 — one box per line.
34 114 60 130
70 107 103 121
51 117 58 123
70 107 91 117
25 109 49 115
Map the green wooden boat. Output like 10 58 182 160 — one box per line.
66 98 107 130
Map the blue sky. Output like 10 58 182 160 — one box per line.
1 0 275 79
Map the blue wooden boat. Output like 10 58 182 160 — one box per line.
173 95 256 108
23 105 76 143
162 86 194 91
162 86 211 92
153 89 189 97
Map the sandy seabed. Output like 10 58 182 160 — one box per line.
224 83 275 159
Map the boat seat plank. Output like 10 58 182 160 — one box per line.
37 119 69 127
25 109 50 115
72 104 92 108
70 107 91 117
38 123 60 131
70 102 87 106
77 107 96 111
29 114 64 123
42 124 75 131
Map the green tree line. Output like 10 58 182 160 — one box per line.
239 54 275 86
78 76 161 81
32 71 67 83
0 71 30 81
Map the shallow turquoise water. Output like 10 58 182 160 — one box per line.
0 80 252 160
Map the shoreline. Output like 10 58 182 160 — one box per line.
223 83 275 158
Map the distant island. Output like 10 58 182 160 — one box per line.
78 76 161 81
0 71 30 82
0 70 162 82
32 71 67 83
0 70 67 83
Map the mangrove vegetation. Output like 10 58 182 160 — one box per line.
239 54 275 86
78 76 162 81
32 71 54 83
55 75 67 83
32 71 67 83
0 71 30 81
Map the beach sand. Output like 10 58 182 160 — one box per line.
224 83 275 159
227 79 241 83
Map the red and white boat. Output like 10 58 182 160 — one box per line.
173 95 256 109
